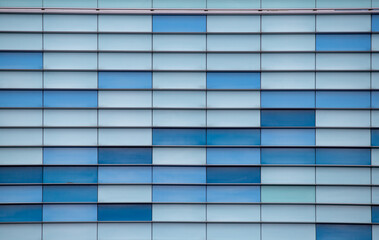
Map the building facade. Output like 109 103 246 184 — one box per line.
0 0 379 240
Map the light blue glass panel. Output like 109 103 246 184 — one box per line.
317 167 370 184
44 15 97 32
316 224 371 240
99 72 152 89
207 91 260 108
153 34 205 51
98 223 151 240
207 224 260 240
0 186 41 203
153 204 205 221
373 188 379 203
99 91 152 108
99 110 151 127
0 0 41 7
207 35 260 51
99 53 151 70
153 91 205 108
317 0 371 8
207 148 260 165
316 148 371 165
207 129 261 146
44 166 97 183
0 14 42 31
43 205 97 222
0 52 42 70
153 148 206 165
261 91 315 108
261 186 315 203
207 186 260 203
44 129 97 146
316 129 370 147
316 186 371 203
0 90 42 107
207 0 260 8
153 186 206 202
262 53 315 70
99 34 151 51
373 15 379 32
44 91 97 108
153 223 205 240
316 34 371 51
0 109 41 127
154 53 205 70
207 54 260 71
316 72 370 89
44 72 97 89
374 111 379 127
316 15 371 32
262 0 315 8
262 129 315 146
99 166 151 183
261 72 315 89
261 167 315 184
262 15 315 32
316 110 370 127
316 205 371 223
44 148 97 165
207 110 260 127
43 223 97 240
0 224 41 240
0 33 42 50
99 129 152 146
44 53 97 70
0 71 42 89
317 53 370 70
154 167 205 183
44 34 97 50
98 15 152 32
207 205 260 222
44 110 97 127
373 168 379 184
262 205 315 222
0 129 42 146
207 72 260 89
153 15 206 32
261 148 315 165
0 148 42 165
98 185 151 203
373 92 379 108
316 91 370 108
262 224 315 240
44 0 97 7
153 110 206 127
373 34 379 50
262 34 315 51
207 16 260 32
153 72 206 89
153 129 206 145
154 0 205 8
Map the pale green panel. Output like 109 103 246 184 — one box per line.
316 167 370 185
153 53 206 70
153 148 206 165
153 91 205 108
98 223 151 240
44 34 97 51
153 223 206 240
99 91 152 108
207 35 260 51
317 53 370 70
153 35 206 51
316 15 371 32
44 129 97 146
0 110 42 127
262 0 315 8
317 0 371 8
262 224 315 240
99 0 151 8
99 110 152 127
316 206 371 223
207 224 260 240
261 34 315 51
262 53 315 70
316 129 371 146
98 15 152 32
0 14 42 31
0 0 41 7
0 33 42 50
207 110 260 127
154 0 205 8
153 204 206 221
316 110 370 127
98 185 152 202
316 186 371 203
261 167 315 184
262 15 315 32
207 205 260 222
261 72 315 89
98 128 152 146
261 186 315 203
44 110 97 127
0 71 42 89
207 53 260 70
316 72 370 89
153 72 206 89
261 205 315 222
99 34 152 51
207 16 260 32
99 53 152 70
43 223 97 240
207 0 260 9
0 148 42 165
44 0 97 7
153 110 206 127
44 72 97 89
0 224 41 240
373 111 379 127
0 129 42 146
207 91 260 108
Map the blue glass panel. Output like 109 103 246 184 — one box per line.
0 186 42 203
373 15 379 32
153 15 206 32
43 167 97 183
98 204 152 221
261 129 315 146
207 186 260 203
43 148 97 164
373 91 379 108
153 167 206 183
261 148 315 165
207 167 261 183
316 148 371 165
43 186 98 202
99 148 152 164
316 224 371 240
261 110 315 127
207 148 260 165
43 204 97 222
373 206 379 223
0 167 42 183
99 166 151 183
316 91 370 108
0 205 42 222
0 52 42 69
261 91 315 108
98 72 152 89
373 130 379 146
316 34 371 51
207 72 260 89
207 129 260 146
0 90 42 107
153 186 206 202
153 129 206 145
44 91 97 107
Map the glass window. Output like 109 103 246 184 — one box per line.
44 0 96 8
261 167 315 184
44 110 97 127
316 72 370 89
207 91 260 108
373 15 379 32
0 129 42 146
317 0 370 8
44 34 97 50
207 16 260 32
262 34 315 51
153 167 206 183
99 91 152 108
261 110 315 127
316 224 371 240
44 148 97 165
43 186 97 202
153 129 206 145
207 110 260 127
0 167 42 183
316 167 370 184
0 205 42 222
99 110 151 127
262 15 315 32
99 53 151 70
261 72 315 89
153 186 206 202
0 33 42 50
99 129 152 146
153 148 206 165
153 15 206 32
207 167 260 183
44 128 97 146
44 53 97 70
0 52 42 70
316 53 370 70
316 34 371 51
153 72 206 89
153 0 205 8
373 91 379 108
99 34 151 51
43 205 97 222
262 205 315 222
153 34 205 51
153 204 205 221
262 0 315 8
261 186 315 203
207 72 260 89
0 109 42 127
207 53 260 71
207 223 260 240
98 166 151 183
207 186 260 203
316 186 371 203
207 205 260 222
99 148 152 164
316 15 371 32
98 223 151 240
0 14 42 31
316 129 370 146
153 110 206 127
44 72 97 89
99 72 151 89
43 223 97 240
0 90 42 107
44 15 97 32
153 53 205 70
98 15 152 32
207 129 261 146
0 71 42 89
373 207 379 223
153 223 205 240
316 148 371 165
262 224 315 240
373 130 379 146
316 110 370 127
261 129 315 146
207 0 260 8
0 186 42 203
261 148 315 165
207 35 260 51
316 91 370 108
261 53 315 70
0 0 41 7
43 167 97 183
0 148 42 165
98 185 151 203
0 224 41 240
207 148 260 165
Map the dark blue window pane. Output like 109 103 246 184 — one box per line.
373 15 379 32
316 224 371 240
43 186 98 202
98 72 152 89
207 167 260 183
0 205 42 222
99 166 151 183
373 130 379 146
316 148 371 165
98 204 152 221
261 91 315 108
0 90 42 107
153 15 206 32
316 91 370 108
0 52 42 69
261 129 315 146
373 206 379 223
261 110 315 127
316 34 371 51
207 129 260 146
207 72 260 89
153 167 206 183
373 91 379 108
44 91 97 107
44 148 97 165
0 167 42 183
261 148 315 165
43 167 97 183
207 148 260 165
153 186 205 202
99 148 152 164
153 129 206 145
207 186 260 203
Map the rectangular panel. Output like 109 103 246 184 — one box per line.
207 35 260 51
98 15 152 32
261 110 315 127
316 34 371 51
262 205 315 222
0 0 42 7
153 148 206 165
99 72 152 89
316 72 370 89
261 167 315 184
153 72 206 89
316 129 370 146
262 53 315 70
44 148 97 165
43 166 97 183
316 91 370 108
0 224 41 240
373 111 379 127
0 167 42 183
261 186 315 203
207 205 260 222
0 33 42 50
262 224 315 240
262 0 315 8
0 186 42 203
98 223 151 240
207 72 260 89
207 53 260 70
43 186 97 202
207 129 261 146
43 223 97 240
261 72 315 89
261 129 315 146
0 71 42 89
99 110 151 127
316 110 370 127
99 53 151 70
153 129 206 145
207 167 260 183
207 186 260 203
0 52 42 70
317 206 371 223
44 14 97 31
153 53 205 70
44 110 96 127
0 205 42 222
44 91 97 108
0 109 42 126
153 110 206 127
44 34 97 50
98 185 151 202
207 223 260 240
0 148 42 165
99 129 152 146
153 15 206 32
153 34 205 51
0 14 42 31
316 15 371 32
373 168 379 184
44 53 97 70
262 15 315 32
153 186 206 202
207 110 260 127
207 15 260 32
99 166 151 183
44 72 97 89
99 34 151 51
373 149 379 165
261 91 315 108
316 224 371 240
43 205 96 222
374 15 379 32
207 148 260 165
44 128 97 146
44 0 96 7
207 91 260 108
153 223 205 240
373 206 379 223
153 0 205 8
262 34 315 51
99 91 152 108
0 129 42 146
316 167 370 184
316 148 371 165
153 166 206 183
207 0 260 8
317 0 370 7
316 186 371 203
317 53 370 70
99 148 152 164
153 204 205 221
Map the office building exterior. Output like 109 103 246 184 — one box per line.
0 0 379 239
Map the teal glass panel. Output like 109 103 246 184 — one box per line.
0 0 41 7
261 186 315 203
